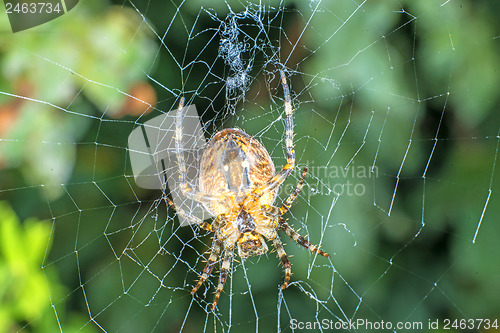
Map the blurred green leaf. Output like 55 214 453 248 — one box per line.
0 201 96 332
0 0 158 199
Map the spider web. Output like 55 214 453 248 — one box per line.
1 0 500 332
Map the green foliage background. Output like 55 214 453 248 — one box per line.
0 0 499 332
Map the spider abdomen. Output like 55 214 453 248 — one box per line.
199 128 277 216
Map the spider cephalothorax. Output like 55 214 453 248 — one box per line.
235 209 268 258
166 70 329 310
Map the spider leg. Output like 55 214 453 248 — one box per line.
174 97 220 203
191 236 222 294
279 217 330 258
164 197 213 232
212 248 233 310
279 166 308 215
273 236 292 289
254 70 295 198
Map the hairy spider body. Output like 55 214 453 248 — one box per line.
198 128 280 259
168 71 329 311
199 128 277 216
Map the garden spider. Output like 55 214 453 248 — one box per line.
166 70 329 310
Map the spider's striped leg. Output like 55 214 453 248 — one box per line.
254 70 295 199
164 197 213 232
279 217 330 258
212 248 233 310
273 236 292 289
191 236 222 295
279 166 308 215
174 97 218 203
